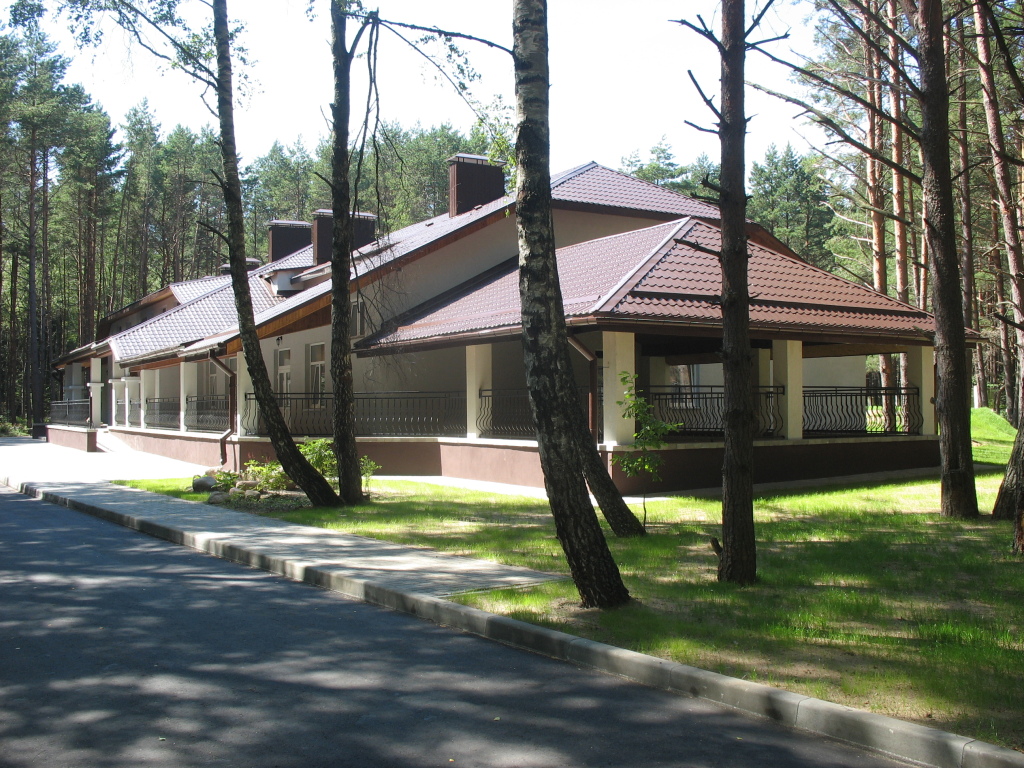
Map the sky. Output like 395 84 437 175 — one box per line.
26 0 824 175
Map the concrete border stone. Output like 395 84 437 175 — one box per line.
7 477 1024 768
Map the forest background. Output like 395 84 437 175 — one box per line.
0 0 1016 430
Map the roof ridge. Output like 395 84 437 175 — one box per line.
591 219 694 313
550 161 599 189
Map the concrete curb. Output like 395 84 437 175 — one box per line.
9 478 1023 768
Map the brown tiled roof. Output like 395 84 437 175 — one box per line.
292 162 723 284
550 163 721 219
359 218 938 351
111 275 281 364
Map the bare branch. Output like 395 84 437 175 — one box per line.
688 70 723 120
345 11 513 55
674 16 727 57
748 81 922 184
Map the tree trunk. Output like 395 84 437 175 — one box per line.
915 0 979 518
513 0 630 609
27 127 43 427
717 0 757 584
212 0 339 507
328 2 367 505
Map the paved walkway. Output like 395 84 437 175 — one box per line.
2 436 1021 768
0 437 562 598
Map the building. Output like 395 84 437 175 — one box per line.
50 155 945 492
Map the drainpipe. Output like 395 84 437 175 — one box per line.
567 335 599 443
208 349 237 467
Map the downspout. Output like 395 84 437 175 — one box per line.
567 335 599 443
208 348 237 467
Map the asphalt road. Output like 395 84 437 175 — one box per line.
0 486 912 768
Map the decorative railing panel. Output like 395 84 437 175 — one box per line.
803 386 921 436
185 394 230 433
649 385 783 438
242 391 467 437
144 397 181 430
49 399 91 427
128 400 142 427
114 399 126 426
477 387 600 440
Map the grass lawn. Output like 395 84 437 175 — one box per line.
118 409 1023 750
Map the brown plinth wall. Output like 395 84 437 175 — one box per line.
109 429 277 471
359 437 940 494
46 426 98 452
101 431 941 493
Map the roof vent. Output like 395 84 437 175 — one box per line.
448 153 506 217
267 220 312 262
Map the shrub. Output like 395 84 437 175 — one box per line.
213 469 239 491
0 419 28 437
299 438 338 479
243 459 289 491
360 455 382 492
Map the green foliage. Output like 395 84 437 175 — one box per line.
747 144 836 271
243 459 289 491
611 372 678 483
971 407 1016 466
213 469 239 491
619 138 720 197
298 438 338 479
359 454 381 492
0 419 29 436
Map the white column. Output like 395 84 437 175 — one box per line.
648 356 672 387
465 344 492 439
772 340 803 440
140 369 154 428
236 352 251 434
181 361 199 432
602 331 636 445
756 348 772 387
87 358 104 426
905 345 936 435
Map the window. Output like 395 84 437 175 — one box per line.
276 349 291 395
309 343 326 407
207 361 219 396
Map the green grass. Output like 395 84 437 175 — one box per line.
971 407 1017 466
117 477 209 503
125 472 1023 749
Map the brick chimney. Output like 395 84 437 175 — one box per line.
448 154 506 217
313 210 378 265
313 209 333 266
267 220 312 262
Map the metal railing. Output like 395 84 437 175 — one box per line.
476 387 600 440
185 394 230 433
803 386 922 436
242 391 467 437
49 399 91 427
128 400 142 427
649 385 784 438
144 397 181 430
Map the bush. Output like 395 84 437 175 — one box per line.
299 438 337 479
0 419 28 437
213 469 239 491
243 459 289 491
360 455 381 492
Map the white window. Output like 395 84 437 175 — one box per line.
309 343 326 407
276 349 292 394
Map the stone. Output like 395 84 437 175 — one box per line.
228 486 243 496
192 475 217 492
236 480 259 490
206 491 231 505
204 467 219 477
244 489 261 499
